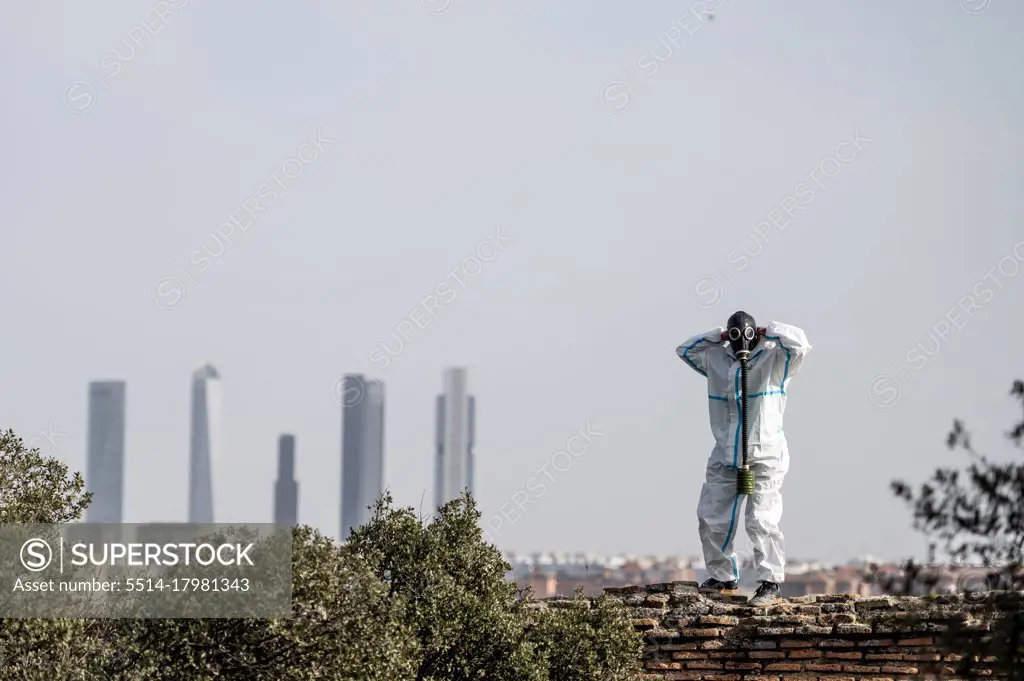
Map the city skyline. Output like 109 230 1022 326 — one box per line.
85 380 126 523
188 364 222 523
435 367 475 510
56 367 953 564
340 374 385 540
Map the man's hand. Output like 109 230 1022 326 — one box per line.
720 331 728 341
757 327 766 339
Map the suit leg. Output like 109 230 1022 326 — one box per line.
745 459 787 583
698 462 745 582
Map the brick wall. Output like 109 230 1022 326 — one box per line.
550 581 1024 680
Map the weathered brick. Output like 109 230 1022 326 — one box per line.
818 613 858 625
862 639 896 647
855 595 896 610
763 663 802 671
699 615 739 626
632 619 659 630
875 623 916 634
645 593 671 605
896 637 934 646
700 639 726 649
678 628 721 638
670 651 706 660
748 651 787 659
644 661 681 670
757 627 795 636
605 584 644 595
820 602 855 613
684 661 723 670
663 672 704 680
824 651 862 660
708 652 733 659
835 623 873 634
767 603 794 615
780 639 814 648
817 594 859 602
670 592 704 605
844 664 883 673
660 643 699 650
795 625 833 635
771 615 816 625
804 663 842 672
740 616 773 626
864 653 904 661
819 639 855 648
741 640 778 650
787 649 823 659
880 666 920 674
723 662 762 670
645 628 681 640
902 653 941 661
742 677 780 681
795 605 822 615
698 675 741 681
788 595 817 604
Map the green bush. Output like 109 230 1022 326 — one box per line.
0 429 642 680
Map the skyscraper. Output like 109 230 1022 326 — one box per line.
340 375 385 540
189 364 222 523
86 381 126 523
435 367 475 509
274 434 298 525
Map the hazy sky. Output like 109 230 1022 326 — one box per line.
2 0 1022 566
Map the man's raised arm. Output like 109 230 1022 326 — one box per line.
676 327 725 377
764 321 812 376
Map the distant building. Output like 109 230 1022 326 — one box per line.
434 367 475 509
189 364 222 523
86 381 126 523
274 434 298 525
340 375 385 540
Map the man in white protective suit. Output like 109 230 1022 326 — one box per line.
676 311 811 606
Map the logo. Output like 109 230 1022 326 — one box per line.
600 80 633 114
152 276 186 310
331 375 365 407
690 275 723 309
422 0 455 16
20 538 53 572
960 0 991 14
63 80 97 114
868 374 901 408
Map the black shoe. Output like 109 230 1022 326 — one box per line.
700 578 738 590
749 580 780 606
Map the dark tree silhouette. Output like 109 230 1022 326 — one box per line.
886 380 1024 679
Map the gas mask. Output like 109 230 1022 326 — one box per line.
726 310 759 358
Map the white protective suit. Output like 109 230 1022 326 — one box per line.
676 321 811 583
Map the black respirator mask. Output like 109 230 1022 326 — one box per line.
726 310 758 358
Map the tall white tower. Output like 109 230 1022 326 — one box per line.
434 367 475 509
86 381 126 523
189 364 222 523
